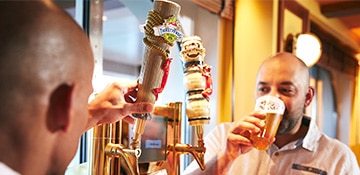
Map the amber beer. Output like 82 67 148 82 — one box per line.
250 95 285 150
250 112 283 150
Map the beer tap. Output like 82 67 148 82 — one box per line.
151 102 207 175
180 35 213 171
89 1 183 175
130 0 182 150
147 35 212 174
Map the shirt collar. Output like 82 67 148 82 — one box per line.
298 116 321 152
269 116 321 153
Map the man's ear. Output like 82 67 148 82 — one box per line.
304 86 315 107
47 83 75 133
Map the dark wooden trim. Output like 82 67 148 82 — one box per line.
277 0 284 52
311 21 358 77
277 0 309 52
320 1 360 18
284 0 309 32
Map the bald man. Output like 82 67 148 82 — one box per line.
185 52 359 174
0 1 152 175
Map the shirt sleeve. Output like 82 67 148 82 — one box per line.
338 144 360 174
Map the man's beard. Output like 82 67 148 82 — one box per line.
276 111 303 135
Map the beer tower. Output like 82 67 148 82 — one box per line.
89 0 182 174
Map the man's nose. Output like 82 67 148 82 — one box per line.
269 89 280 98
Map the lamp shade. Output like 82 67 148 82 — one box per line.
293 33 322 67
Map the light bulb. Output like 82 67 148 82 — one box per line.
294 33 322 67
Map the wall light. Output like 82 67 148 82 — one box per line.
285 33 322 67
356 53 360 64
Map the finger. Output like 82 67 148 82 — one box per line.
230 118 262 134
240 146 253 154
123 103 154 114
111 82 134 95
228 132 253 146
225 134 253 159
231 122 259 134
250 110 266 120
122 115 136 124
124 81 138 92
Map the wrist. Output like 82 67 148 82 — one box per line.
215 151 236 175
222 150 238 162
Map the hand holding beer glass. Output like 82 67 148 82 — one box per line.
250 95 285 150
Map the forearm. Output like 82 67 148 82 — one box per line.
84 112 98 131
84 93 105 132
85 103 109 132
84 102 106 132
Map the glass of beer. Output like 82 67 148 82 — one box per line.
250 95 285 150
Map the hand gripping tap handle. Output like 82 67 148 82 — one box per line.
131 0 182 149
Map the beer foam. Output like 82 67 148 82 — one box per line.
255 95 285 114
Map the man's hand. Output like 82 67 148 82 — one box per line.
87 81 153 129
224 111 265 160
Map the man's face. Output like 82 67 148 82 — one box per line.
254 58 309 135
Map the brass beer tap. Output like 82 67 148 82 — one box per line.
152 102 207 175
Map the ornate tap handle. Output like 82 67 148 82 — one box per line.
180 36 213 126
134 0 182 118
131 0 182 149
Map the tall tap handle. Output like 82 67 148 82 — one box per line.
135 0 182 111
180 36 212 126
131 0 182 149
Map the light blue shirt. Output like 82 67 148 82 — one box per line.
185 117 360 174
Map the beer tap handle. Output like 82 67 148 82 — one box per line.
130 0 182 149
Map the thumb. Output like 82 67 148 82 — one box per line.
126 102 154 114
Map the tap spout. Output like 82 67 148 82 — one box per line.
171 143 206 170
105 143 141 175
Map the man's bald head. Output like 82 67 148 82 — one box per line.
257 52 310 90
0 1 95 174
0 0 94 122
